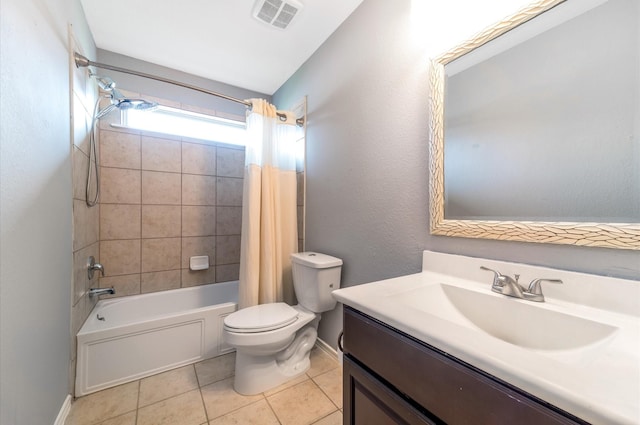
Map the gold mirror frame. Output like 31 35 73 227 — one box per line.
428 0 640 250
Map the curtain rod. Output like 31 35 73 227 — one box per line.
73 52 304 127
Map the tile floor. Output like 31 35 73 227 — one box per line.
66 347 343 425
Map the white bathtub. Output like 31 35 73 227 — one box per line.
75 281 238 396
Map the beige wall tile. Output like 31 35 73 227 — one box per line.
216 235 241 265
216 177 243 206
100 167 141 204
73 93 91 155
141 270 181 293
73 147 89 201
181 268 215 287
142 171 181 205
182 206 215 237
99 274 141 298
71 290 88 340
137 389 206 425
142 205 181 238
101 204 141 240
217 147 245 178
182 142 216 175
73 243 99 305
100 239 141 276
141 136 181 172
181 236 215 269
100 131 141 169
215 264 239 283
182 174 215 206
139 365 199 407
141 238 181 273
73 199 99 251
216 206 242 235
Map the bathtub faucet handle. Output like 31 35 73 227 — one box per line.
87 256 105 280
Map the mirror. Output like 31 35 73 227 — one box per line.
429 0 640 250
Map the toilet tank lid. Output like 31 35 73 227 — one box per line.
291 252 343 268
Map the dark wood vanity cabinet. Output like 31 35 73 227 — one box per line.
342 307 589 425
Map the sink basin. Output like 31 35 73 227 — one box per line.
392 284 618 350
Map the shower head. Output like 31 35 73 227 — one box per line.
95 90 158 120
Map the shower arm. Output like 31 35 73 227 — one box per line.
74 53 304 127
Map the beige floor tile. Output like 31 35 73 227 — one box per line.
201 377 263 420
139 365 199 407
137 389 206 425
312 367 343 408
312 410 343 425
67 381 138 425
267 380 337 425
195 352 236 387
208 399 279 425
263 373 309 397
96 411 137 425
306 348 339 378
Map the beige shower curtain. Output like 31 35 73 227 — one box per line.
238 99 301 309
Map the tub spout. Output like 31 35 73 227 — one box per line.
88 287 115 297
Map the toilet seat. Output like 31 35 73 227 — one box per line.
224 302 299 333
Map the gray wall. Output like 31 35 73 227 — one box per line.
0 0 95 423
96 49 270 117
273 0 640 349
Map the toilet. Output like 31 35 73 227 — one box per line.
223 252 343 395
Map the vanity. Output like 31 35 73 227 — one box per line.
332 251 640 425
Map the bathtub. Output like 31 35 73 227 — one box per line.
75 281 238 396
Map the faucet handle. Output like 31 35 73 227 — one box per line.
480 266 504 287
525 278 563 301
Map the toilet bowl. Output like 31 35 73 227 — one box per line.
223 252 342 395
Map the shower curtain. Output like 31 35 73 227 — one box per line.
238 99 301 309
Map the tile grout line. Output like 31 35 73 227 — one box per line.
263 395 283 425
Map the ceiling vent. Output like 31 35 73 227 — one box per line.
253 0 303 30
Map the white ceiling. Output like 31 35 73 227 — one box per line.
80 0 364 94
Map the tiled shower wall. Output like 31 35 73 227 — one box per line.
96 95 246 296
70 36 100 395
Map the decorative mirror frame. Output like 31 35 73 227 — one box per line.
428 0 640 250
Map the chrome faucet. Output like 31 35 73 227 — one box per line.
88 287 115 297
525 278 563 302
87 256 105 280
480 266 562 302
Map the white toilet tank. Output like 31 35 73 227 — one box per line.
291 252 342 313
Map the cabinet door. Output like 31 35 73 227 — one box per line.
344 307 587 425
343 356 438 425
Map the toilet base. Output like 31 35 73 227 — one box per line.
233 321 318 395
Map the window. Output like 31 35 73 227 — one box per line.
122 105 246 146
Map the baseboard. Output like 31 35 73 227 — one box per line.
54 394 72 425
315 337 338 360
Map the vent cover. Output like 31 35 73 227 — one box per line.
253 0 303 30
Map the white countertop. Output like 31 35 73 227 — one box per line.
332 251 640 425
